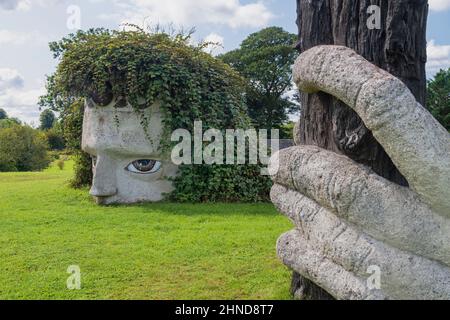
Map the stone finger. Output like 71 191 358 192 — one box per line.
272 185 450 300
269 146 450 266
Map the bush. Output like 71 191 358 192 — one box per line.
45 127 66 151
0 125 51 172
0 118 21 129
70 151 93 188
58 99 95 188
427 68 450 131
280 122 295 139
56 159 65 170
169 165 271 203
47 151 61 161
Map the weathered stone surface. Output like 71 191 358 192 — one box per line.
293 45 450 217
295 0 428 186
270 146 450 266
272 45 450 300
277 230 386 300
293 0 429 300
82 98 178 204
273 185 450 300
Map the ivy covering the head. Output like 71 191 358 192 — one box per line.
40 28 271 202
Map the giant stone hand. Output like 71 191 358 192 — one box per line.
270 45 450 300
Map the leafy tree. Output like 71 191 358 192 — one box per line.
45 124 66 151
0 117 21 129
427 68 450 131
0 125 51 172
281 122 296 140
0 108 8 120
61 99 93 188
39 109 56 130
220 27 299 131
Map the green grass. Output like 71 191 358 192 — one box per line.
0 161 293 300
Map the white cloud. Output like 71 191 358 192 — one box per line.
105 0 274 29
203 33 225 56
0 0 31 11
0 68 44 124
0 0 68 11
429 0 450 11
427 40 450 77
0 29 48 45
0 87 44 124
0 68 24 93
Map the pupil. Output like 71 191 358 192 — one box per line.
134 160 156 172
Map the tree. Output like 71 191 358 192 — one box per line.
45 125 66 151
61 99 93 188
0 117 21 129
0 108 8 120
427 68 450 131
39 109 56 130
292 0 428 300
220 27 298 131
0 125 51 172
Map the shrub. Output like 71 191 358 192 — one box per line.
169 165 272 203
45 127 66 151
0 118 21 129
47 151 61 161
427 68 450 131
70 152 93 188
56 159 65 170
0 125 51 172
60 99 94 188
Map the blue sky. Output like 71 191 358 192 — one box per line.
0 0 449 124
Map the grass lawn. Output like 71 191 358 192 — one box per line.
0 161 293 300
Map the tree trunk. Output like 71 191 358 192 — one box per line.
292 0 428 300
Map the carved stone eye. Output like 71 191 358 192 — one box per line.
126 160 161 174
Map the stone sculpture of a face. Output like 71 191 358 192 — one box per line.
82 98 178 205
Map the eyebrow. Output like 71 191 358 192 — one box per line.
106 148 162 159
86 142 161 158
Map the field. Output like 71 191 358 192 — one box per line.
0 161 292 300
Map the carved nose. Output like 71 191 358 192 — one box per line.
90 186 117 198
89 154 117 198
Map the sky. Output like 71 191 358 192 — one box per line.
0 0 449 125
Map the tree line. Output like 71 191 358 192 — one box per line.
0 108 65 172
